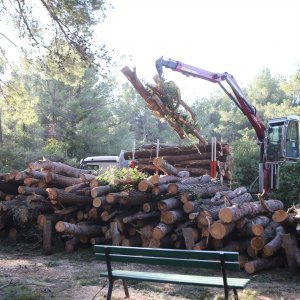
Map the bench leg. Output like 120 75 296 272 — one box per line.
122 279 130 298
107 280 114 300
233 289 239 300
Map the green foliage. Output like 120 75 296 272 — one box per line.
42 138 68 162
231 131 260 189
272 161 300 208
96 166 147 186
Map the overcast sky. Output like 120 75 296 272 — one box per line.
98 0 300 100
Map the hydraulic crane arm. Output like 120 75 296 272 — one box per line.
156 57 266 142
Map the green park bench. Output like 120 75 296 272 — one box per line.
94 245 251 300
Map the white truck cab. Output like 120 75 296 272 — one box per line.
79 151 129 172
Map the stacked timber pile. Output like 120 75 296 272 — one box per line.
124 143 234 181
0 159 299 275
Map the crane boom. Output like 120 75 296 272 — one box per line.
156 57 266 141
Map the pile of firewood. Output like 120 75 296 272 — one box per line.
124 143 234 181
0 159 299 275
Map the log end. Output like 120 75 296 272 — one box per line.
55 221 66 233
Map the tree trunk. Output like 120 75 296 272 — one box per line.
238 215 271 237
218 200 284 223
281 233 299 274
148 174 179 186
123 211 160 223
158 197 182 211
209 221 235 239
119 191 153 206
91 185 116 198
244 256 286 274
47 188 93 206
161 209 187 224
152 223 174 239
43 215 53 255
250 221 279 250
263 225 285 256
153 157 178 176
18 186 48 196
55 221 103 237
65 182 89 193
28 160 90 177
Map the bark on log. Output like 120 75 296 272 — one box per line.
47 188 93 206
152 223 174 239
65 237 81 253
148 174 179 186
244 256 286 274
28 160 90 178
65 182 89 193
45 171 82 187
119 191 153 206
18 186 48 196
237 215 271 237
250 221 279 250
158 197 182 211
152 184 169 196
138 179 154 192
55 221 103 237
153 157 178 176
123 211 160 224
209 221 236 240
161 209 187 224
91 185 116 198
92 196 108 208
263 225 285 256
43 215 53 255
218 200 284 223
142 201 158 213
281 233 299 274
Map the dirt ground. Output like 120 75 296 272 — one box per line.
0 242 299 300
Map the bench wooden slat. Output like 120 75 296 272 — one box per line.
94 245 239 261
95 253 240 271
100 270 250 289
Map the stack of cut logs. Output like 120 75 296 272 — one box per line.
0 158 299 275
123 143 234 181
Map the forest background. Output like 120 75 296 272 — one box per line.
0 1 299 207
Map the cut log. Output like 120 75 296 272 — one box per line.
45 171 82 187
152 184 169 196
152 223 174 239
238 215 271 237
106 192 122 204
148 174 179 186
153 157 178 176
28 160 90 178
43 215 53 255
121 236 142 247
142 201 158 213
209 221 236 240
263 225 285 256
65 182 89 193
55 221 103 237
47 188 93 206
158 197 182 211
65 237 80 253
193 238 208 250
119 191 153 206
218 200 284 223
138 179 154 192
161 209 187 224
244 256 286 274
91 185 116 198
18 186 48 196
281 233 299 274
123 211 160 224
92 196 108 208
250 221 279 250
